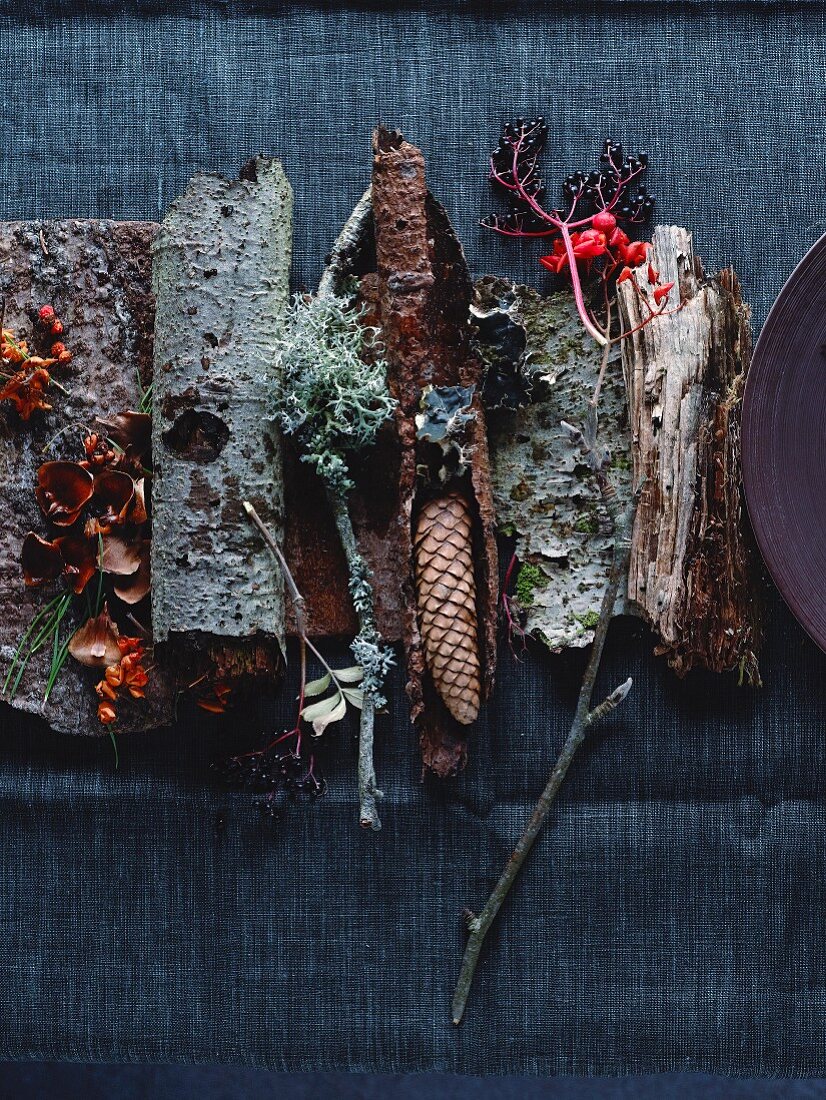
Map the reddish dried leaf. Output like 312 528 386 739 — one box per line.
96 411 151 460
130 477 148 526
101 533 141 576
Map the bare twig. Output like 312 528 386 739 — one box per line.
243 501 309 715
317 188 372 299
243 500 306 635
451 489 639 1025
314 190 386 831
325 490 384 831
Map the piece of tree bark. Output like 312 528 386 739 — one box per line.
151 158 292 683
0 219 174 735
616 225 761 679
483 277 633 650
369 127 498 777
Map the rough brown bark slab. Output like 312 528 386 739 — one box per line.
151 158 291 683
370 127 498 777
616 225 761 678
0 219 174 735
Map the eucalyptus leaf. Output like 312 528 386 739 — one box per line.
334 666 364 684
303 672 332 698
311 692 347 736
301 692 341 723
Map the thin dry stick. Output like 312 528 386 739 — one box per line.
243 500 306 634
451 489 639 1025
317 188 373 298
316 189 385 830
325 491 383 831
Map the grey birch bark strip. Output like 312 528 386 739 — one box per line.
151 158 292 678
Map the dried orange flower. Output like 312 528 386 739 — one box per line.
94 635 150 724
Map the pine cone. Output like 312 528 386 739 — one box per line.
413 492 481 725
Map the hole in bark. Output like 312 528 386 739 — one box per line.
162 409 229 462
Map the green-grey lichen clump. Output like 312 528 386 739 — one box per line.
275 291 396 494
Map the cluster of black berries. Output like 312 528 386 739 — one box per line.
559 140 654 225
490 116 548 193
215 732 328 822
485 117 551 234
484 120 655 233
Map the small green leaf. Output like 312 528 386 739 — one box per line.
303 672 331 699
342 688 364 710
334 666 364 684
301 692 341 723
311 692 347 736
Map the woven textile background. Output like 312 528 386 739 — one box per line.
2 1 826 1076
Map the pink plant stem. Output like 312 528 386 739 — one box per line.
558 223 608 347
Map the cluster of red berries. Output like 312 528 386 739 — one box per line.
484 119 678 345
35 305 73 366
0 304 73 420
95 635 149 725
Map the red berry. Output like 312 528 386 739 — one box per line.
37 305 55 325
50 319 64 337
592 210 617 233
57 350 73 366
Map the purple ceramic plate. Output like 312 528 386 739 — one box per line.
742 231 826 651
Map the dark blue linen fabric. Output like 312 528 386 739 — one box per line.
2 1 826 1076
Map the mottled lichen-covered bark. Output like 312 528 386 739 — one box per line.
370 128 498 777
616 225 761 678
0 220 173 735
151 158 291 679
484 277 633 651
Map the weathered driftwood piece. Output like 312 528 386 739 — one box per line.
483 277 633 650
616 225 761 678
369 127 498 777
0 219 174 735
151 158 292 682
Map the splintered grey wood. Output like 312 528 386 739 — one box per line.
151 159 291 654
484 278 632 651
0 220 174 735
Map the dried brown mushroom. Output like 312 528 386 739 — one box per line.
35 462 94 527
21 533 63 586
67 604 121 668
